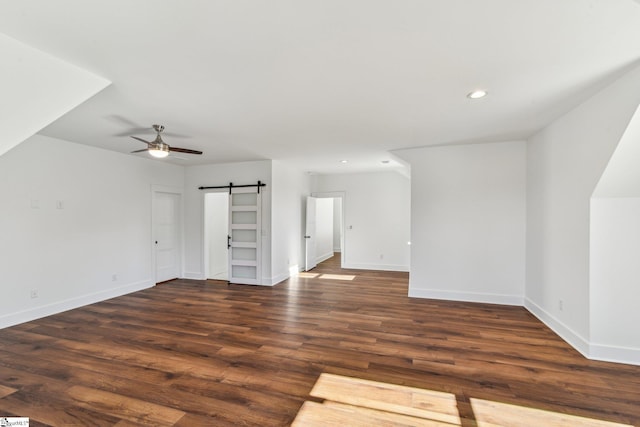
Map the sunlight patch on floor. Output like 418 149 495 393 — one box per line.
297 272 319 278
292 373 632 427
319 274 356 280
0 384 17 399
470 398 631 427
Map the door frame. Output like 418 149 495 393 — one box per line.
310 191 345 268
151 185 184 284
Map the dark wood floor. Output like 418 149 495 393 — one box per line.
1 256 639 426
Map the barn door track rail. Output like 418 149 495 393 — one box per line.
198 181 266 194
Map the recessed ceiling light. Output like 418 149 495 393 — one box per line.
381 160 390 164
467 90 488 99
340 160 348 163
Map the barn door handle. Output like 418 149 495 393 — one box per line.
227 235 231 249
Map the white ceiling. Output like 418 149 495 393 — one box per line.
1 0 639 174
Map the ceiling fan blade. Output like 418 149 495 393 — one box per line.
130 136 152 144
169 146 203 155
115 128 154 137
163 131 192 138
108 115 144 128
130 149 148 153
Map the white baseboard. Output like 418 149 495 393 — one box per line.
405 292 638 366
188 271 282 286
266 272 290 286
523 298 590 358
524 298 640 365
209 269 227 277
408 288 523 306
343 262 410 272
315 251 334 264
0 280 153 330
589 342 640 366
187 271 285 286
183 271 206 280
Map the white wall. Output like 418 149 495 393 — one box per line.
0 134 184 328
271 161 310 283
315 198 334 263
590 198 640 363
312 171 410 271
183 160 272 283
526 63 640 358
588 102 640 364
396 141 526 305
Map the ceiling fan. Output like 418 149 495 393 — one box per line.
130 124 203 158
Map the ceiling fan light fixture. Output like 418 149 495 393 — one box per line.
467 89 488 99
149 143 170 158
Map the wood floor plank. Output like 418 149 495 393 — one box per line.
66 385 185 426
309 373 461 424
0 368 123 426
469 397 632 427
0 256 637 426
291 401 453 427
0 383 17 398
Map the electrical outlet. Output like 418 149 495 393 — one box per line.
30 289 38 299
112 274 118 282
559 299 564 311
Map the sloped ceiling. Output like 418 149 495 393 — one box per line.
0 0 639 173
593 101 640 198
0 33 109 157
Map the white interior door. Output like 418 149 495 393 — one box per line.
154 191 181 283
305 196 317 271
204 192 229 280
228 188 261 285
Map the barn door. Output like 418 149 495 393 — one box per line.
228 187 261 285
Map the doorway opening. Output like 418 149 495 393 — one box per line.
305 193 344 271
204 192 229 281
